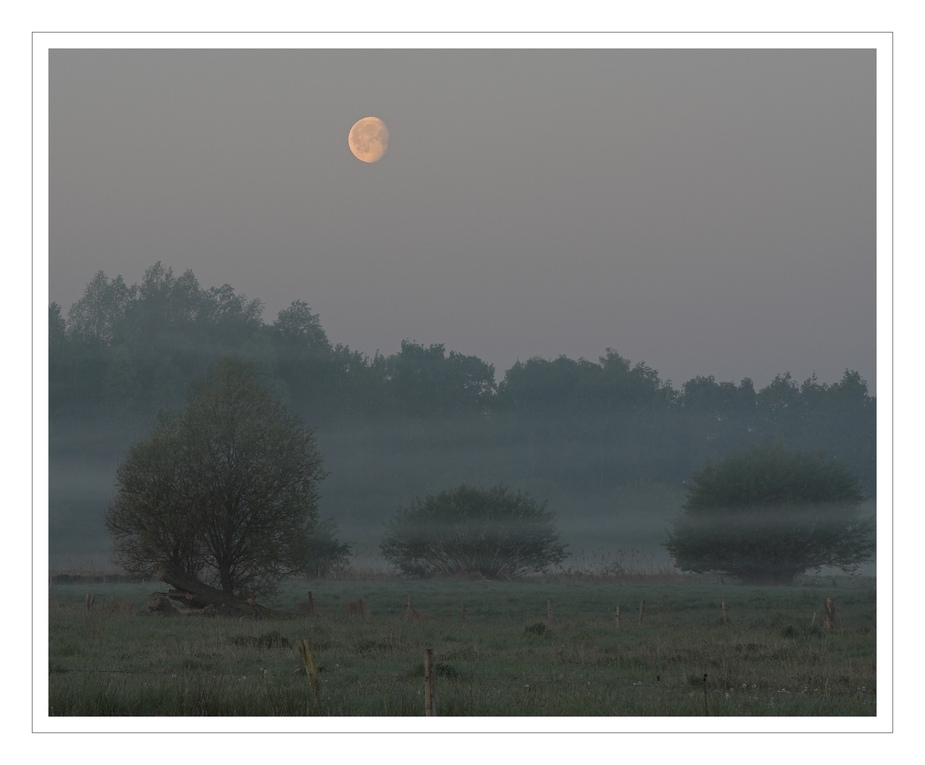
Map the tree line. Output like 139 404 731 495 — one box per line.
50 262 876 486
49 263 876 560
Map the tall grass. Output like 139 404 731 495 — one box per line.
549 547 684 584
48 576 876 717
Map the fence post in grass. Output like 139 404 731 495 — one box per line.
823 597 836 631
424 648 437 716
614 606 620 628
547 600 553 625
721 600 728 624
85 592 95 613
638 600 646 624
299 639 322 712
405 594 422 622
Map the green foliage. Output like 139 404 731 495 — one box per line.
665 445 874 585
106 357 333 597
106 412 205 580
380 484 568 579
384 341 497 417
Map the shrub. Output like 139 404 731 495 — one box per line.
664 444 874 585
380 484 568 579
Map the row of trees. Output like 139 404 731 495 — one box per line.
108 357 873 591
51 263 877 493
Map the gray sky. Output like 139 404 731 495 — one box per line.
49 47 876 391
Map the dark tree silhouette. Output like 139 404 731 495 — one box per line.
381 484 568 579
106 357 332 596
665 445 874 585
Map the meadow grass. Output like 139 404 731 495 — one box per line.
47 575 876 717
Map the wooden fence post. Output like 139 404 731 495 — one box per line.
299 639 322 711
721 600 728 624
424 648 437 716
823 597 836 631
614 606 620 628
405 594 422 621
638 600 646 624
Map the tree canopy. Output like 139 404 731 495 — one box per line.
106 357 340 596
380 484 568 579
664 445 874 585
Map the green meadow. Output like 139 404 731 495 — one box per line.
47 574 876 718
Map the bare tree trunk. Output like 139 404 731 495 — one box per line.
218 563 234 596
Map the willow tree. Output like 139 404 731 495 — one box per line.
106 357 335 597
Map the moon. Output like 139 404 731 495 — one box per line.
348 116 389 163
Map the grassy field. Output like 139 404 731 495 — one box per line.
47 574 876 718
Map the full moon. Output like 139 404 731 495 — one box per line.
348 116 389 163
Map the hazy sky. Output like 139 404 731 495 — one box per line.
49 47 876 391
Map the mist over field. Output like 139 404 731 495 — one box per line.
48 265 876 573
48 405 686 567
